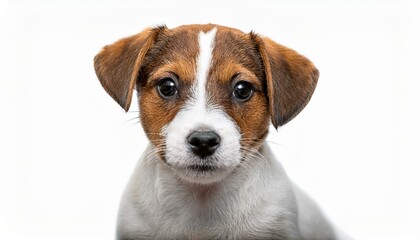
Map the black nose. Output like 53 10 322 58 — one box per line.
187 131 221 158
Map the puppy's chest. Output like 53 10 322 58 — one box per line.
151 205 278 239
143 185 292 239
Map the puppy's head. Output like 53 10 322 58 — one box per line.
94 24 318 184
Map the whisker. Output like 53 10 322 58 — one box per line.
129 120 141 127
265 140 288 147
126 116 140 122
142 145 167 164
144 132 166 135
239 147 270 168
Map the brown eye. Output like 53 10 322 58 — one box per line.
233 81 253 101
157 78 178 98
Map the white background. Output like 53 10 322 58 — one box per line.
1 0 419 239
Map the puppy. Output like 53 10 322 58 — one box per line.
94 24 337 240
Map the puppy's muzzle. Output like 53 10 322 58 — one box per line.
187 131 221 158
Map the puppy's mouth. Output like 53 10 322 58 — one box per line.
187 164 217 172
163 142 242 184
166 159 236 184
165 161 220 172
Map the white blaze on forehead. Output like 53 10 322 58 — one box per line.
193 28 217 109
163 27 241 184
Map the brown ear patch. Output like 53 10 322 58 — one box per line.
93 26 166 111
206 27 270 149
252 33 319 128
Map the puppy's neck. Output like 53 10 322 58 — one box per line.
181 181 221 202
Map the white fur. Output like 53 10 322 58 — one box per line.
115 28 342 240
163 29 241 184
196 28 216 109
117 144 302 239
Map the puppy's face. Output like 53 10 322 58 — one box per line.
94 24 319 184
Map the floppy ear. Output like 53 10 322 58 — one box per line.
254 35 319 128
94 26 165 111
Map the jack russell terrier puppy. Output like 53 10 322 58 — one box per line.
94 24 338 239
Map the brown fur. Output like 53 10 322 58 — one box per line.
94 26 166 111
138 26 200 148
252 34 319 128
208 27 270 149
94 23 318 153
